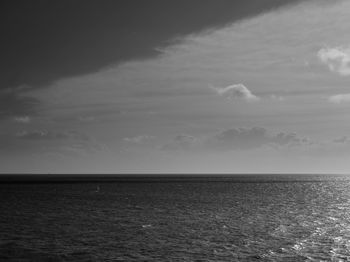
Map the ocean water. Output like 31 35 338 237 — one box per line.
1 175 350 261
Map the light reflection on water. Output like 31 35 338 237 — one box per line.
1 176 350 261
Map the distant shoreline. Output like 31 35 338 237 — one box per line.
0 173 349 183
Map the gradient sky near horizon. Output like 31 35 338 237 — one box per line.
2 0 350 174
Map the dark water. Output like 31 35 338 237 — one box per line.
1 175 350 261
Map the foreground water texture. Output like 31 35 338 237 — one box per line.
1 175 350 261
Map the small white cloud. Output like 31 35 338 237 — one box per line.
13 116 31 123
210 83 260 102
318 47 350 76
328 93 350 104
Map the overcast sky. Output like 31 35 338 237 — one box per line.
2 0 350 174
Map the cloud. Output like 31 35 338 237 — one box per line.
333 136 348 144
328 93 350 103
78 116 95 122
123 135 155 144
270 132 308 146
123 135 157 150
0 91 39 120
213 127 306 150
0 129 104 158
210 84 260 102
161 134 198 151
270 94 285 101
0 0 308 91
13 116 31 123
160 127 308 152
15 130 90 141
318 47 350 76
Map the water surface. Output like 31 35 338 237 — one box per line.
1 175 350 261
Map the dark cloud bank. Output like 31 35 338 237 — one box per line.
0 0 307 120
1 0 306 90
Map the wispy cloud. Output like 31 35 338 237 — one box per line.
15 130 89 141
270 95 285 101
123 135 155 144
213 127 306 150
328 93 350 104
209 84 260 102
161 134 197 151
333 136 348 143
318 47 350 76
13 116 31 124
78 116 95 122
160 127 308 152
0 91 39 120
0 129 105 160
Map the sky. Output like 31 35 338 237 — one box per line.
2 0 350 174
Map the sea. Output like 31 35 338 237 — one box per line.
1 174 350 261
